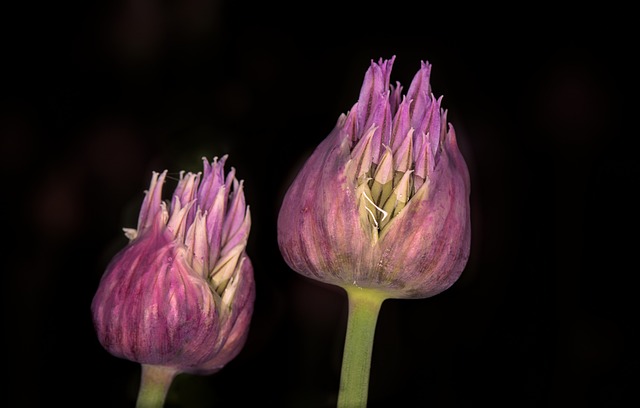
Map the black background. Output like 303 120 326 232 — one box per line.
3 2 637 407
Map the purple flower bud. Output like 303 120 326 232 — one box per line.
92 156 255 375
277 57 471 299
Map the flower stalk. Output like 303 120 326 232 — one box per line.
136 365 178 408
338 286 388 408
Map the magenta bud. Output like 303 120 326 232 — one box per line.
92 156 255 375
277 57 471 299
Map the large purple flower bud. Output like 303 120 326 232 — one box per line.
278 57 471 299
92 156 254 375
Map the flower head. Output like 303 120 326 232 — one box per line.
92 155 254 375
277 56 471 299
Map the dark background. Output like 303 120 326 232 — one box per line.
3 2 637 407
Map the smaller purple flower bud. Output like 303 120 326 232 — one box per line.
278 57 471 299
92 156 255 375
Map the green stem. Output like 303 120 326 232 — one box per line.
337 286 388 408
136 364 178 408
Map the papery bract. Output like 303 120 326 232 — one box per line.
277 56 471 299
92 156 254 375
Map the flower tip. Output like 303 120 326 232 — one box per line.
202 154 230 167
446 122 459 146
374 55 396 65
123 227 137 241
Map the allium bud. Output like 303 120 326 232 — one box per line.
92 156 254 375
278 56 471 299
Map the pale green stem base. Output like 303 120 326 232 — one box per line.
337 286 388 408
136 364 179 408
